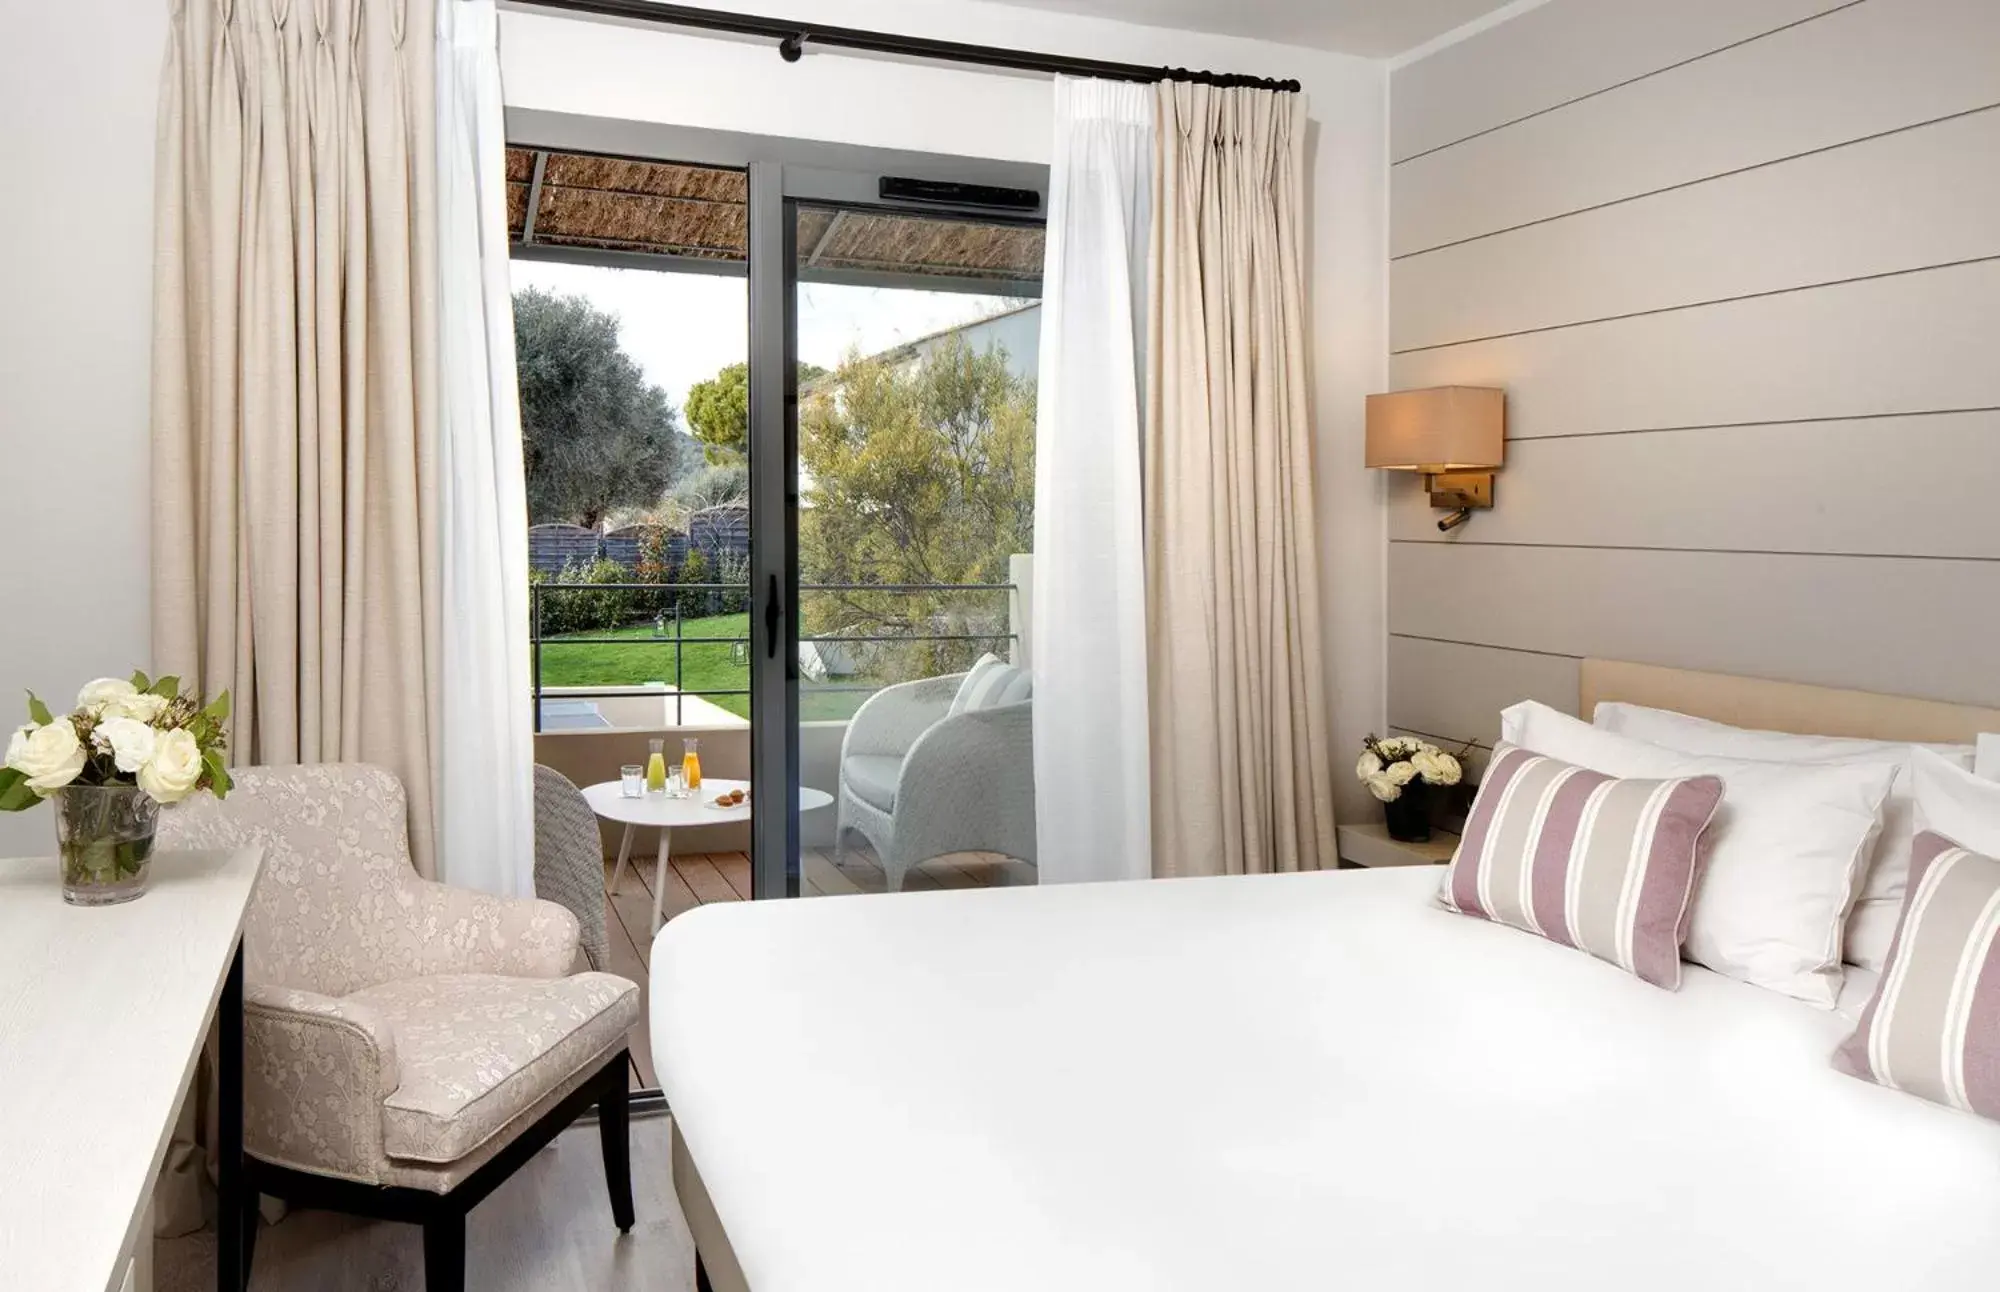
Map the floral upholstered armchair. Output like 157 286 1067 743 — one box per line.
160 764 640 1292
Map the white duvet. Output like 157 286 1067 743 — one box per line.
651 866 2000 1292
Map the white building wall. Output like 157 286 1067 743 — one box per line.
914 304 1041 385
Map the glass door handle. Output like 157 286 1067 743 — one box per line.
764 573 782 660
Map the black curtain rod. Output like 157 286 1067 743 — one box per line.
506 0 1302 93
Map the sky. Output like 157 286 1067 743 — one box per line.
510 259 1022 416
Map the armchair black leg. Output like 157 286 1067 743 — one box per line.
423 1209 466 1292
250 1050 631 1290
599 1056 636 1232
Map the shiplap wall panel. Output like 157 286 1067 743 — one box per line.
1388 636 1579 744
1389 0 1847 162
1392 0 2000 256
1387 0 2000 762
1386 411 2000 558
1389 543 2000 707
1389 260 2000 440
1392 106 2000 351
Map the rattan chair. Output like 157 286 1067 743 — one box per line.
534 765 611 970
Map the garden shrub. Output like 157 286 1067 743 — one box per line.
715 549 750 615
531 558 647 636
677 549 714 619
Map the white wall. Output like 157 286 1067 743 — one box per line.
0 0 165 856
503 0 1392 827
1386 0 2000 770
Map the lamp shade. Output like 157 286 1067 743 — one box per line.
1365 386 1505 471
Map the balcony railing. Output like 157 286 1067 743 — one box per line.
528 580 1017 732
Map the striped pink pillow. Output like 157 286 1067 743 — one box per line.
1438 743 1724 988
1833 832 2000 1120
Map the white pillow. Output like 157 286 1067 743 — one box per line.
1592 701 1975 973
1502 701 1897 1007
1977 733 2000 781
1912 744 2000 856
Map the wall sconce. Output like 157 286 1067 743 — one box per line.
1365 386 1506 533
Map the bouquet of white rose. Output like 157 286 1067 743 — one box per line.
2 673 232 904
2 674 232 808
1354 734 1462 803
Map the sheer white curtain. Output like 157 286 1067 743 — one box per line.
1032 78 1156 885
435 0 534 896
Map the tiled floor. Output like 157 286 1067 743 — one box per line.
604 844 1037 1088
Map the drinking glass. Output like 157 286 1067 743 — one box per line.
620 765 644 798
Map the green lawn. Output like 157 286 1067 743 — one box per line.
536 614 874 721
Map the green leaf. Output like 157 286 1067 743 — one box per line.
0 768 41 811
25 692 53 726
202 691 232 724
203 750 234 799
129 669 152 692
150 675 181 700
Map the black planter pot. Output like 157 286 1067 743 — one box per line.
1382 778 1433 843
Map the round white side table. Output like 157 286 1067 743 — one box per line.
583 778 835 935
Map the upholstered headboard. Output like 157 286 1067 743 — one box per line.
1578 659 2000 746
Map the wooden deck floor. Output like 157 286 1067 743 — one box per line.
603 845 1037 1089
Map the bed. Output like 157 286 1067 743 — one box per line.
650 662 2000 1291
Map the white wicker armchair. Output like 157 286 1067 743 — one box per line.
835 672 1035 891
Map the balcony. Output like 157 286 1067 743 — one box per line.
529 562 1036 1086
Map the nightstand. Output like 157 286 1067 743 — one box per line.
1336 822 1459 868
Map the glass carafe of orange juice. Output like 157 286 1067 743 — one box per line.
682 737 702 791
645 738 667 793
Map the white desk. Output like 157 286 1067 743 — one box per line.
0 847 262 1292
587 779 835 934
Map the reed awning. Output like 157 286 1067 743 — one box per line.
506 148 1043 294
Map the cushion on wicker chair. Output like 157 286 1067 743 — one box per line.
346 971 640 1163
842 754 903 812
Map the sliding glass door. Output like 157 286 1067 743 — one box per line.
746 164 1047 901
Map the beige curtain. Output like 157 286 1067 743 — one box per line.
150 0 439 1235
152 0 442 876
1145 81 1338 877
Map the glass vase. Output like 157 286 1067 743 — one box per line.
1382 778 1434 844
53 784 160 906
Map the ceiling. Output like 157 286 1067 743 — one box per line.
986 0 1519 58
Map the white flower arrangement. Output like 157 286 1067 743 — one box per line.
1355 733 1462 803
0 673 233 811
